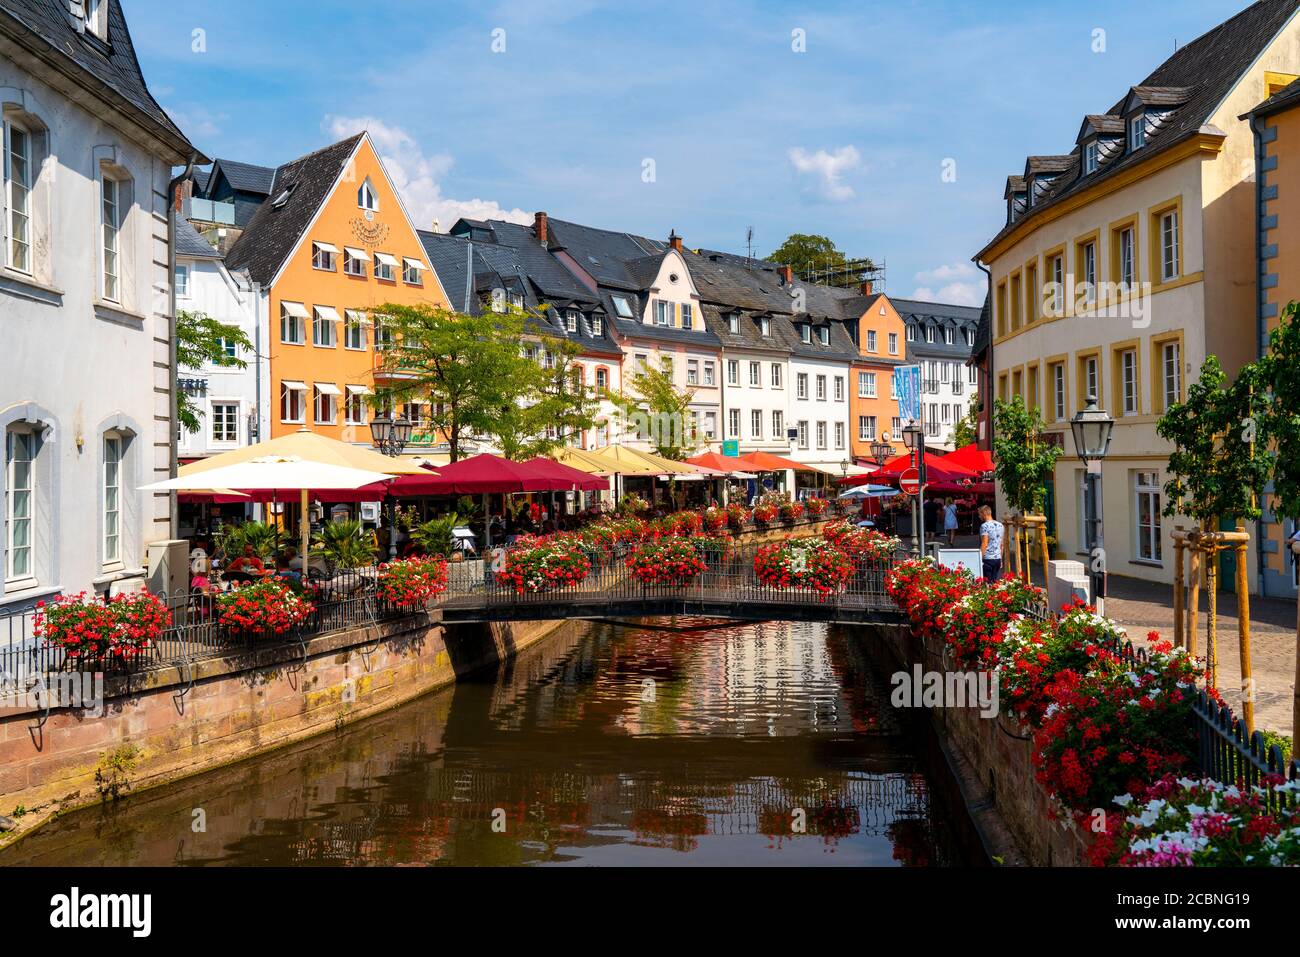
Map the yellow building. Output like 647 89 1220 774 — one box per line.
974 0 1300 591
1246 73 1300 597
225 133 450 449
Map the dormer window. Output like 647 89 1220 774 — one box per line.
728 314 740 335
800 324 811 344
1083 141 1099 175
818 326 829 346
924 326 934 343
84 0 107 41
565 310 579 333
1129 115 1146 151
760 317 771 337
590 314 604 337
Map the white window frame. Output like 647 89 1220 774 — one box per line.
281 303 305 345
1121 349 1138 415
748 361 760 387
1160 210 1180 282
314 386 338 425
797 421 809 450
796 373 808 400
210 401 239 444
728 409 741 439
1119 227 1135 288
101 173 121 302
727 360 739 386
1129 114 1146 150
312 242 336 271
1162 341 1182 409
681 302 693 329
834 421 845 450
834 376 844 402
771 364 781 388
1134 471 1163 564
866 330 877 352
816 421 827 449
1083 140 1099 175
815 375 827 401
750 409 763 439
344 310 366 350
772 410 783 438
280 382 306 423
5 118 33 274
687 359 700 386
313 307 337 348
1052 363 1066 422
4 428 34 583
888 332 898 355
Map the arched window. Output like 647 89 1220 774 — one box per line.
358 177 379 212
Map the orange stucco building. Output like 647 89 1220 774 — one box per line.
225 132 449 446
847 291 908 465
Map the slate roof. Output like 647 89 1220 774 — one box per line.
895 298 982 361
978 0 1300 259
971 292 993 359
208 158 276 196
421 227 621 355
175 218 221 260
541 217 666 290
0 0 198 162
225 134 364 286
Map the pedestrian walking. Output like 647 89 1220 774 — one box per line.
943 498 958 545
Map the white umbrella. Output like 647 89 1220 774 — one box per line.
142 456 393 567
838 484 901 501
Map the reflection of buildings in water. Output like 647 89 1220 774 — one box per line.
276 768 942 864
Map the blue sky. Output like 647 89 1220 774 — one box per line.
132 0 1255 305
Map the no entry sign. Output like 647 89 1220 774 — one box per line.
899 467 920 496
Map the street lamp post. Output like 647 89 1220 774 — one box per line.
1070 395 1115 611
369 413 413 559
870 438 892 468
902 423 925 557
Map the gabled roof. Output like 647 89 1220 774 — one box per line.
1076 114 1127 142
978 0 1300 260
0 0 199 162
1003 175 1027 199
1246 74 1300 118
684 250 793 314
225 134 364 286
208 158 276 196
175 218 221 260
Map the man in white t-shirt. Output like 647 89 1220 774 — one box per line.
978 505 1005 582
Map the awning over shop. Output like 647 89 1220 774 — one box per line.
281 301 309 318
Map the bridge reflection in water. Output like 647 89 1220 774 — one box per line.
2 618 977 867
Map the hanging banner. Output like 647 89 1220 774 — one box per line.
895 365 921 424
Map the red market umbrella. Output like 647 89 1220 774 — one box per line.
523 457 609 492
848 451 979 485
390 453 572 495
685 451 751 473
944 443 995 474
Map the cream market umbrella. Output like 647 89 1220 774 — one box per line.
178 427 427 477
143 456 394 572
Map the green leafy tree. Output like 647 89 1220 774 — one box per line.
767 233 875 284
992 396 1061 514
489 333 599 460
606 359 699 460
175 309 253 433
371 303 585 461
1156 354 1270 525
952 395 982 449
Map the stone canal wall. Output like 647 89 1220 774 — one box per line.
857 623 1090 867
0 614 565 845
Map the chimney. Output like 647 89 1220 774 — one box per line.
668 230 682 252
431 219 440 234
860 280 874 296
779 265 793 285
534 211 549 246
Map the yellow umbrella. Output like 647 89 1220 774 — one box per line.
179 427 427 477
622 447 700 475
551 446 619 476
583 445 664 475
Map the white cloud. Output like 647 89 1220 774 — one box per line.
912 262 985 307
325 115 532 230
787 145 860 202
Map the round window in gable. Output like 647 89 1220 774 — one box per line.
669 273 679 284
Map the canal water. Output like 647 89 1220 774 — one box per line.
2 619 982 866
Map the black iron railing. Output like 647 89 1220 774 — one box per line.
438 541 898 623
0 564 412 691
